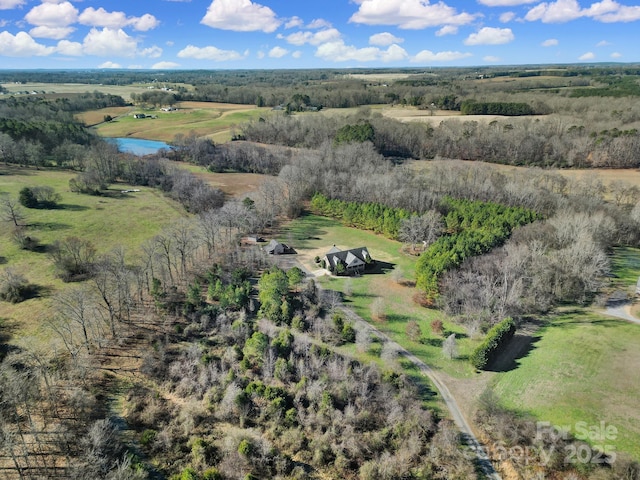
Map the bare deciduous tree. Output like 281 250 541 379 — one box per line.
442 333 458 359
0 196 26 227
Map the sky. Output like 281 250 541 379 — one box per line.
0 0 638 69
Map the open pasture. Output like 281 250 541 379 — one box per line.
0 166 185 340
492 309 640 460
93 101 268 143
0 82 169 100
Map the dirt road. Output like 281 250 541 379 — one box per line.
338 303 502 480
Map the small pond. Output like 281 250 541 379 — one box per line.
108 137 171 156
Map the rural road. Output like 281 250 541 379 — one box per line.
276 257 503 479
603 300 640 325
337 302 502 480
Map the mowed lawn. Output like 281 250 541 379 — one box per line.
280 213 477 377
491 310 640 460
92 102 269 143
0 166 185 340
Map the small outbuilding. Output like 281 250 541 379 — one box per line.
264 240 295 255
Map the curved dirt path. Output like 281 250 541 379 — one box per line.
337 302 502 480
603 301 640 325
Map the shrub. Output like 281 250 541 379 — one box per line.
0 269 32 303
470 317 516 370
430 319 443 336
18 187 38 208
140 429 157 447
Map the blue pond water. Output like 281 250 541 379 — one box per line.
109 137 171 156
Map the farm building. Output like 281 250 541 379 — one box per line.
264 240 294 255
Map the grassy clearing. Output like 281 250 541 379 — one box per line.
75 106 134 126
280 213 477 377
491 310 640 460
609 246 640 291
92 102 268 143
0 82 176 101
0 166 185 340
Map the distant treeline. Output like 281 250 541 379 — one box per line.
0 92 128 155
460 99 536 116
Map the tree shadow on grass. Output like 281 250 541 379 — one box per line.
0 256 6 265
485 333 542 373
0 318 21 362
366 260 395 275
55 203 90 211
28 221 71 231
386 313 412 324
399 359 439 402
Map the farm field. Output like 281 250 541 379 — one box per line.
279 213 477 377
0 166 186 341
176 163 269 199
491 309 640 460
0 82 174 100
91 101 268 143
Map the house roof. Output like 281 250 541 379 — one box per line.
325 246 370 270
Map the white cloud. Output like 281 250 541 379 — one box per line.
500 11 516 22
369 32 404 46
0 0 25 10
78 7 159 31
30 26 75 40
152 61 180 69
130 14 160 31
595 3 640 22
349 0 478 29
465 27 514 45
412 49 473 62
525 0 640 23
525 0 583 22
139 46 163 58
541 38 558 46
285 16 303 29
98 61 121 68
201 0 281 33
315 40 408 62
479 0 537 5
0 31 54 56
292 50 302 58
611 51 622 57
436 25 458 36
177 44 245 61
596 40 611 46
268 46 288 58
128 65 143 69
579 51 595 60
25 1 78 27
56 39 83 56
257 50 265 59
283 28 341 46
307 18 332 29
166 40 174 46
82 28 138 57
484 55 501 61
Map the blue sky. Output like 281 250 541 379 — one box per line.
0 0 638 69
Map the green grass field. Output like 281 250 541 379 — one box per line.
92 103 268 143
280 213 477 377
0 166 185 340
491 309 640 460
